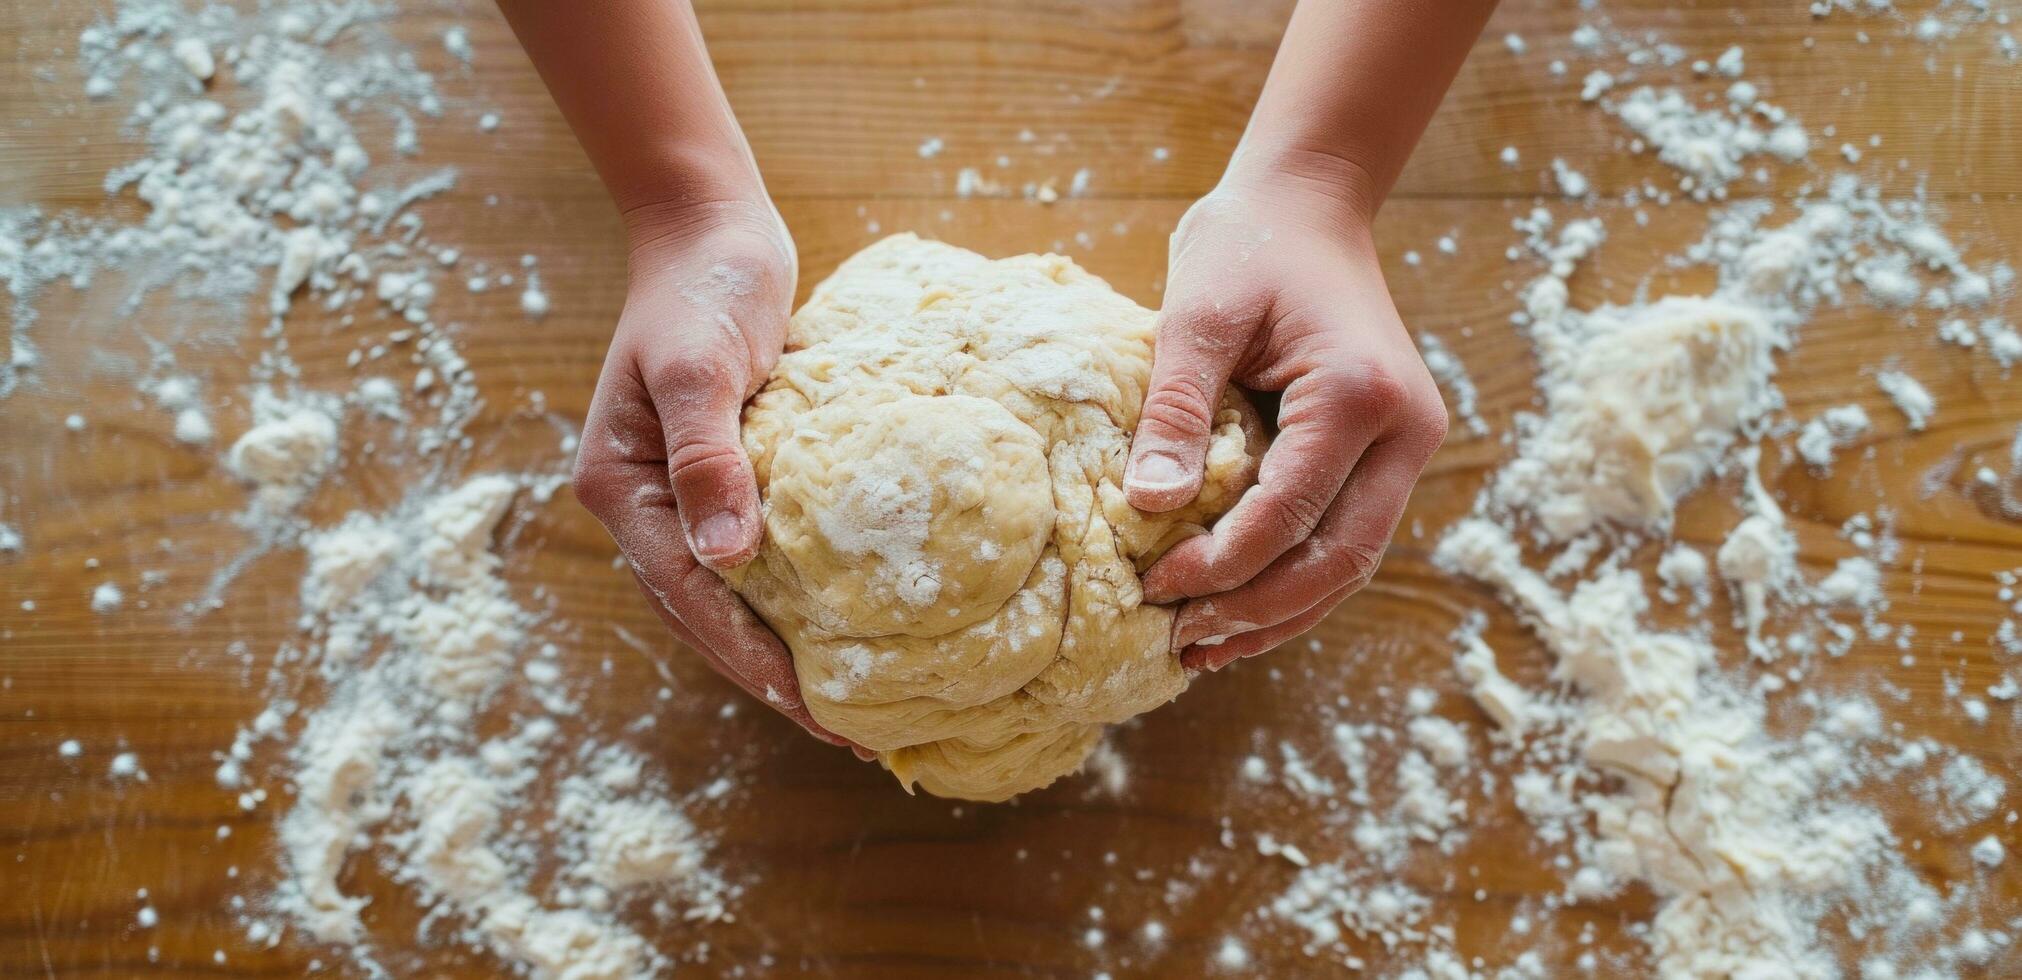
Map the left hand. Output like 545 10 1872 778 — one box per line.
1125 166 1449 671
572 198 860 751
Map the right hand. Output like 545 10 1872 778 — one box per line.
1125 167 1448 673
572 199 855 749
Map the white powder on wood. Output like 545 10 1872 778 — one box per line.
1551 158 1590 197
1396 81 2012 969
1417 331 1489 438
1969 835 2004 868
227 400 338 490
4 5 740 976
1451 614 1531 734
109 751 145 780
1491 293 1781 541
1874 369 1936 430
1608 85 1809 200
1656 543 1709 592
1816 556 1882 607
1796 403 1872 468
1212 936 1250 971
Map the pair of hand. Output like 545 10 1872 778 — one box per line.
571 176 1449 747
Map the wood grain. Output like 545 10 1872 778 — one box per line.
2 0 2018 976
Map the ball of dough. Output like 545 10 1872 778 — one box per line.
729 234 1264 801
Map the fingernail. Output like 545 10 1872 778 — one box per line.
689 511 746 562
1127 451 1190 491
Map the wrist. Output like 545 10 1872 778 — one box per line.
1215 137 1384 238
620 179 792 291
615 142 775 255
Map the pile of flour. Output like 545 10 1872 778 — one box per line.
257 475 730 973
4 2 736 976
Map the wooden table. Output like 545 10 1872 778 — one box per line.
3 0 2017 975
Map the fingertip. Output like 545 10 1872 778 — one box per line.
1139 537 1208 604
1170 602 1225 651
1126 480 1200 514
684 506 761 570
1124 445 1204 513
668 440 764 569
1179 644 1237 673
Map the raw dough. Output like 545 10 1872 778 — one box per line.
729 234 1264 801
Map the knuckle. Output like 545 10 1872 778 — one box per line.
570 459 625 521
1418 406 1451 452
1139 377 1219 439
1165 296 1264 349
1350 368 1412 422
1160 297 1223 333
1279 365 1355 427
668 561 722 617
569 460 606 514
1402 369 1451 447
1331 540 1386 592
1193 555 1255 596
1263 488 1330 541
666 441 745 489
644 352 737 396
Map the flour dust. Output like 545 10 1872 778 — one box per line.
4 2 745 976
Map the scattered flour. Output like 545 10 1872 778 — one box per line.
1488 290 1781 541
1875 369 1936 431
1451 613 1532 734
1417 331 1490 438
1970 835 2004 868
1550 158 1590 197
1657 543 1710 592
1607 85 1809 200
442 26 473 65
1253 28 2015 974
1212 935 1251 971
1796 403 1872 468
109 751 146 780
226 393 339 500
263 476 731 974
5 3 734 976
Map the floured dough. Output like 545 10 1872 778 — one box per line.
728 234 1264 801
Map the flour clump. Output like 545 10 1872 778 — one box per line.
729 234 1264 801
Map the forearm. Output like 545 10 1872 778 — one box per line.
1226 0 1499 223
496 0 766 236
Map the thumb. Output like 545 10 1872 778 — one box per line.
1127 302 1242 512
648 347 764 571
